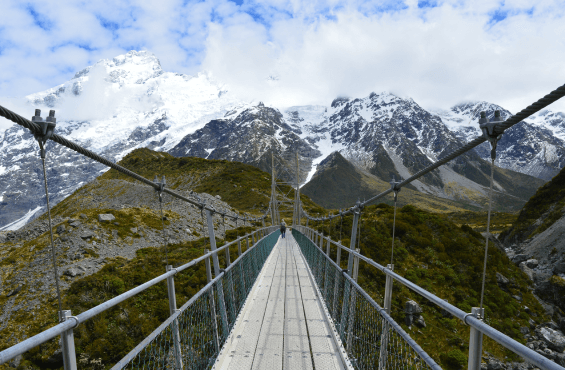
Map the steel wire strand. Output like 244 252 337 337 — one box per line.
0 103 272 222
39 149 64 312
292 229 436 370
294 81 565 223
479 158 496 315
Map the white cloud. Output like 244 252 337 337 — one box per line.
203 0 565 114
1 0 565 136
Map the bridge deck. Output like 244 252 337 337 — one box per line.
214 234 346 370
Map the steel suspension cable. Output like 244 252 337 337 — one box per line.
479 158 496 316
0 104 271 223
39 142 63 313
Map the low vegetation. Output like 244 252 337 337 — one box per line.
4 226 257 370
501 164 565 243
308 203 548 368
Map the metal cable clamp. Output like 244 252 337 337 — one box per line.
32 109 56 158
479 110 504 160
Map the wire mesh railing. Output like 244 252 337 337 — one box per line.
112 229 280 370
292 228 440 370
0 228 280 369
293 226 565 370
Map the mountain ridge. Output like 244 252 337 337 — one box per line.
1 50 563 229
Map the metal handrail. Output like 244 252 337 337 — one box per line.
295 226 565 370
295 228 441 370
0 227 275 365
111 227 278 369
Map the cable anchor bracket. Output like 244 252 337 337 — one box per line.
153 175 166 202
390 176 402 201
479 110 504 161
32 109 56 159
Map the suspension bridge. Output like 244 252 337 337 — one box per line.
1 83 565 370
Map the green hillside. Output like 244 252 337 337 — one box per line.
305 204 548 368
501 163 565 244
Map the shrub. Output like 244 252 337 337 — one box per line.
441 349 468 370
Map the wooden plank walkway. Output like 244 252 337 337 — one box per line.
213 234 346 370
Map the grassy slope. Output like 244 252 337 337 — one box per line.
11 227 254 369
98 148 319 218
500 164 565 244
0 149 322 369
302 152 483 213
302 151 545 214
307 204 547 368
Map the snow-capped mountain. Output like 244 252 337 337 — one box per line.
437 102 565 180
0 50 243 230
169 103 320 181
1 50 563 229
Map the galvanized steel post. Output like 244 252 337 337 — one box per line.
204 249 220 352
468 307 485 370
333 241 342 316
346 248 361 351
383 264 394 313
205 210 228 338
237 237 242 256
340 208 360 338
166 265 183 369
59 310 77 370
324 238 331 298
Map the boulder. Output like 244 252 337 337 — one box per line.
79 213 88 219
215 195 221 200
63 267 80 277
513 254 529 264
98 214 115 222
56 225 66 234
6 285 22 297
520 326 530 335
131 227 138 234
405 300 423 315
0 235 6 243
526 259 539 269
519 262 534 280
415 316 426 328
487 358 503 370
80 231 94 240
405 300 424 327
554 262 565 275
538 327 565 353
69 221 81 228
496 272 509 286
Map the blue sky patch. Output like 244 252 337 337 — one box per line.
418 0 438 8
26 5 53 31
97 16 120 32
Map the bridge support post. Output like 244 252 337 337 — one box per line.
468 308 484 370
59 310 77 370
346 248 361 352
205 249 221 353
237 237 242 257
383 264 394 314
205 210 229 340
339 208 360 339
323 238 331 300
166 265 183 370
332 243 342 316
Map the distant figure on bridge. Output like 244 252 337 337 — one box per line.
280 220 286 238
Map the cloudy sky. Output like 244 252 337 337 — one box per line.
1 0 565 131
